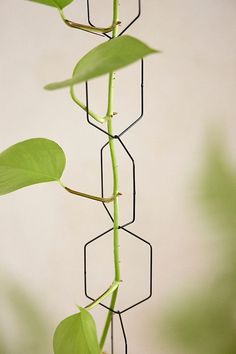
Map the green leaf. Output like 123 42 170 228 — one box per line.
53 309 100 354
45 35 158 90
27 0 74 9
199 138 236 240
0 138 66 195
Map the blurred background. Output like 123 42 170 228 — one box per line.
0 0 236 353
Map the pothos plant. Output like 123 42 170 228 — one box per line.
0 0 157 353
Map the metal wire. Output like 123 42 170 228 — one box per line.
86 0 141 38
84 227 152 314
85 59 144 138
85 81 115 138
111 315 114 354
84 227 119 314
119 227 153 314
118 59 144 138
118 0 141 37
100 136 136 227
86 0 112 39
100 141 114 222
82 0 153 352
118 312 128 354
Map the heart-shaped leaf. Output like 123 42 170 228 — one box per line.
45 35 159 90
53 308 100 354
0 138 66 195
27 0 74 9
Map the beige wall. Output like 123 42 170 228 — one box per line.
1 1 236 353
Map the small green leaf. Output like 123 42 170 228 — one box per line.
0 138 66 195
45 35 159 90
53 309 100 354
27 0 74 9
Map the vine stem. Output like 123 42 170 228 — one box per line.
70 86 106 123
85 280 120 311
59 9 120 34
99 0 120 351
60 183 121 203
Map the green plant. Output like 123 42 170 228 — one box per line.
0 272 49 354
0 1 157 353
160 137 236 354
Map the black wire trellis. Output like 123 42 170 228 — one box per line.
83 1 153 352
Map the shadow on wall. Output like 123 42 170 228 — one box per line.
159 135 236 354
0 273 50 354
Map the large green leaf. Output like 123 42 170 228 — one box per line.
45 35 158 90
53 309 100 354
0 138 66 195
27 0 74 9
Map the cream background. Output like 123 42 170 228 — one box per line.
1 0 236 353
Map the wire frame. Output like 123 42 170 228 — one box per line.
84 59 144 138
84 227 153 314
82 0 153 352
100 136 136 227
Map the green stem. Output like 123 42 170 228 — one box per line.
99 0 120 352
85 281 120 311
60 9 120 34
64 186 121 203
99 288 118 350
59 180 121 203
70 86 107 124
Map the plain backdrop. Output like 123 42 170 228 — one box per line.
1 1 236 353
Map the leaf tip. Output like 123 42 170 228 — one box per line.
150 47 162 55
44 83 53 90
